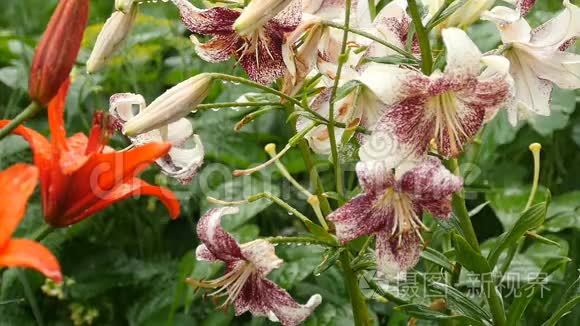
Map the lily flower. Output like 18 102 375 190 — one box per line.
327 158 463 277
482 1 580 125
189 207 322 325
360 28 514 159
294 0 412 154
109 93 204 184
171 0 301 85
0 164 62 282
0 81 180 227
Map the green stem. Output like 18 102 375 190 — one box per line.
340 251 371 326
446 159 507 326
367 0 377 20
195 102 282 111
408 0 433 74
322 20 416 60
31 223 55 242
264 236 335 247
327 0 352 200
209 73 304 108
284 103 332 215
0 102 42 141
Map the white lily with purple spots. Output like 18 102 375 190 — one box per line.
294 0 413 155
482 0 580 125
109 93 204 184
190 207 322 326
171 0 301 85
359 28 514 160
327 157 462 277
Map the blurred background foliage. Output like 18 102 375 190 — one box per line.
0 0 578 325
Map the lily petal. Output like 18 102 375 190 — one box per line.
58 178 180 226
0 239 62 282
441 28 482 80
235 275 322 326
0 164 38 245
172 0 239 35
530 0 580 50
399 157 462 218
240 239 283 276
376 231 422 278
196 207 245 263
327 192 390 243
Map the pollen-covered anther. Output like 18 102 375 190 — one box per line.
377 188 430 247
186 261 255 308
427 91 468 156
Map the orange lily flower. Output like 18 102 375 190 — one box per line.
0 81 180 227
0 164 62 282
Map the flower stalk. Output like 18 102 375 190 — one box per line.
0 102 42 141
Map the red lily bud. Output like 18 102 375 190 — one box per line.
28 0 89 105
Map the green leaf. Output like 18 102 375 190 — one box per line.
544 191 580 232
541 295 580 326
506 257 571 325
397 304 484 326
334 80 361 102
421 247 455 273
365 55 417 65
487 186 549 229
452 233 491 273
487 202 548 268
429 282 493 323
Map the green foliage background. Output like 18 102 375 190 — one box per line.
0 0 578 325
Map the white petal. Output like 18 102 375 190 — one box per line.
109 93 146 124
240 239 283 276
357 63 426 106
523 48 580 89
482 6 532 43
441 28 482 78
508 51 552 116
531 0 580 50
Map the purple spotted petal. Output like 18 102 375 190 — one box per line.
237 23 288 85
196 207 244 264
240 240 283 277
235 274 322 326
271 0 302 32
375 231 422 278
327 192 392 243
516 0 536 16
355 161 394 193
192 34 240 63
172 0 239 35
398 157 462 218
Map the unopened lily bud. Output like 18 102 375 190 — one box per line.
29 0 89 105
123 74 214 136
423 0 495 29
87 5 137 74
115 0 135 13
234 0 295 36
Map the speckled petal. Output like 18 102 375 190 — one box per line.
398 157 462 218
376 231 422 278
441 28 482 80
238 24 287 85
327 191 392 243
197 207 244 264
240 239 283 277
270 0 303 32
235 274 322 326
172 0 239 35
191 34 240 63
530 0 580 50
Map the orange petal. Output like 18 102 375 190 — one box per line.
0 164 38 245
0 121 52 169
0 239 62 283
67 142 171 205
47 78 71 151
56 178 180 227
